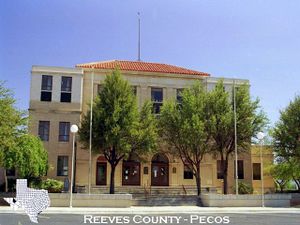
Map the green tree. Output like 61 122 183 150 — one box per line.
269 163 288 192
0 82 48 190
159 82 211 195
270 159 300 192
0 81 25 191
79 69 158 194
272 96 300 192
0 81 26 163
15 134 48 180
273 96 300 161
2 134 48 188
208 81 266 194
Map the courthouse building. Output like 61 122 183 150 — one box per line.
26 60 274 194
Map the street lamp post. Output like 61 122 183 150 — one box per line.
70 124 78 208
257 131 265 207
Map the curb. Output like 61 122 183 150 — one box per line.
0 206 300 214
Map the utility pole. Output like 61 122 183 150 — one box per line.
88 67 94 195
233 79 239 195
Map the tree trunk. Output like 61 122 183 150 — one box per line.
280 184 284 193
277 180 285 193
223 158 229 194
4 169 8 192
109 164 116 194
293 179 300 192
195 164 201 196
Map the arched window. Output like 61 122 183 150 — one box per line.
151 153 169 163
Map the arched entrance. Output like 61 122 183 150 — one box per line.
96 156 107 185
151 153 169 186
122 153 141 186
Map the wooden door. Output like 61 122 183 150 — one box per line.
122 162 141 186
151 163 169 186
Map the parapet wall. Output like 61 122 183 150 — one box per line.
200 194 292 207
49 193 132 207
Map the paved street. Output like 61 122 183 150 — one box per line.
0 212 300 225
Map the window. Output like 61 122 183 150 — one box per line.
6 169 15 176
60 92 71 102
172 167 177 174
41 75 52 90
96 162 107 185
59 122 70 142
151 87 163 114
176 89 184 104
57 156 68 176
38 121 50 141
217 160 224 179
253 163 261 180
143 167 149 175
61 76 72 92
183 165 193 179
40 75 52 101
41 92 52 101
60 76 72 102
97 84 104 94
234 160 244 179
132 86 137 96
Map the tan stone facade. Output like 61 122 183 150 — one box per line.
24 62 275 194
251 146 274 194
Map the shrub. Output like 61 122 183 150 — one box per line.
28 177 43 189
40 179 63 193
232 181 253 194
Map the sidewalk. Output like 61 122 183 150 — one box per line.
0 206 300 214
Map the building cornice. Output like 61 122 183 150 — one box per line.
82 68 249 85
31 65 83 76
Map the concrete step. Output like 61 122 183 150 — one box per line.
89 186 208 195
133 196 202 206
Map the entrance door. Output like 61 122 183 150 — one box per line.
96 162 107 185
122 162 140 186
151 154 169 186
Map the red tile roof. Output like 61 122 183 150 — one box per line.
76 60 210 76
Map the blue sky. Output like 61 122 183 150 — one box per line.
1 0 300 126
